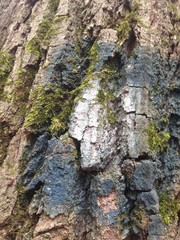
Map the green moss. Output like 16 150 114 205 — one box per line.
116 19 131 43
97 64 120 124
1 64 39 120
70 72 95 100
24 40 100 135
25 38 108 135
53 15 69 24
48 42 101 134
171 26 180 41
25 0 60 59
131 208 147 228
0 50 14 98
131 0 142 11
106 110 117 124
38 18 52 35
0 50 13 77
159 193 180 225
25 19 55 59
24 84 68 132
116 3 145 43
146 123 170 154
161 115 169 125
153 84 159 93
25 37 42 59
40 19 57 44
50 106 72 136
88 40 100 73
24 82 79 136
97 87 114 103
69 41 100 100
97 88 116 124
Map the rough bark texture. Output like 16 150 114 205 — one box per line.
0 0 180 239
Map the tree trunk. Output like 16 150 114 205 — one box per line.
0 0 179 239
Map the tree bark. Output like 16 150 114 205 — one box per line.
0 0 179 239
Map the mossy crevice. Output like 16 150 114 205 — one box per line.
69 40 101 99
97 56 122 124
97 73 116 124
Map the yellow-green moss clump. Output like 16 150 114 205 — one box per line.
25 84 71 135
159 193 180 225
146 123 170 154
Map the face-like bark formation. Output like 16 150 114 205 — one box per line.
0 0 179 239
